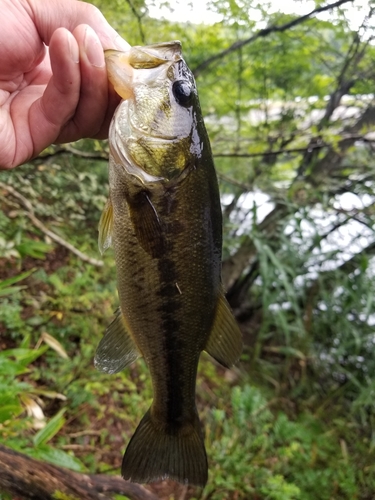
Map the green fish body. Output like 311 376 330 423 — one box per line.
96 41 242 487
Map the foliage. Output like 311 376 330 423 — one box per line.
0 343 86 472
204 384 363 500
2 0 375 499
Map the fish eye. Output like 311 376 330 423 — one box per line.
172 80 193 108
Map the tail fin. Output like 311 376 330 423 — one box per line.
121 408 208 487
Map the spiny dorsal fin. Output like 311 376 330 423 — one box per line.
204 291 243 368
98 198 113 255
94 309 141 374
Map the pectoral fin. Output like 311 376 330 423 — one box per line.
205 291 243 368
98 198 113 255
127 191 165 259
94 309 141 374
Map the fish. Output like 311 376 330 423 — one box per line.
95 41 242 487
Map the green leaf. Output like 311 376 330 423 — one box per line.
33 409 66 447
0 268 36 290
0 359 29 377
0 404 23 423
0 347 48 368
20 334 31 349
25 446 86 472
0 285 28 297
15 240 52 259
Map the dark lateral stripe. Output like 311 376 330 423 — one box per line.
156 256 186 426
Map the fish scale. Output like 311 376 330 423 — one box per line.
95 41 243 487
113 162 218 412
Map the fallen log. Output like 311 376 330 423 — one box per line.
0 445 158 500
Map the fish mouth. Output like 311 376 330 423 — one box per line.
125 41 182 67
105 42 182 101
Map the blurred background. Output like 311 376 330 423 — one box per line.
1 0 375 498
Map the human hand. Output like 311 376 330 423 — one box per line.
0 0 130 169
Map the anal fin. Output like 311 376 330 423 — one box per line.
204 291 243 368
95 309 140 374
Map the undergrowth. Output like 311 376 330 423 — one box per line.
1 158 375 499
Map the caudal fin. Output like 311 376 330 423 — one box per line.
121 408 208 487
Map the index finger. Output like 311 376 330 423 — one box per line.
26 0 130 50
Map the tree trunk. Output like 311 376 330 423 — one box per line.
0 445 158 500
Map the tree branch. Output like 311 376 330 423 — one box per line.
214 135 375 160
35 145 108 162
306 106 375 183
303 238 375 323
218 172 253 191
222 201 290 290
0 182 103 267
0 444 158 500
296 13 373 178
125 0 146 44
318 9 374 130
193 0 355 76
214 142 329 159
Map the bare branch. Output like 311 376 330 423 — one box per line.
214 135 375 160
125 0 146 44
36 145 108 162
193 0 355 76
296 11 374 178
218 172 253 191
222 201 289 290
319 10 374 129
304 239 375 316
0 444 158 500
0 182 104 267
214 142 328 159
307 106 375 183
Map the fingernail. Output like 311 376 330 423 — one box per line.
68 32 79 63
84 26 105 67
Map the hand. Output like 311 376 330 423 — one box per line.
0 0 130 169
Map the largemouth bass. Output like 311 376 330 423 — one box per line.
95 41 242 487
